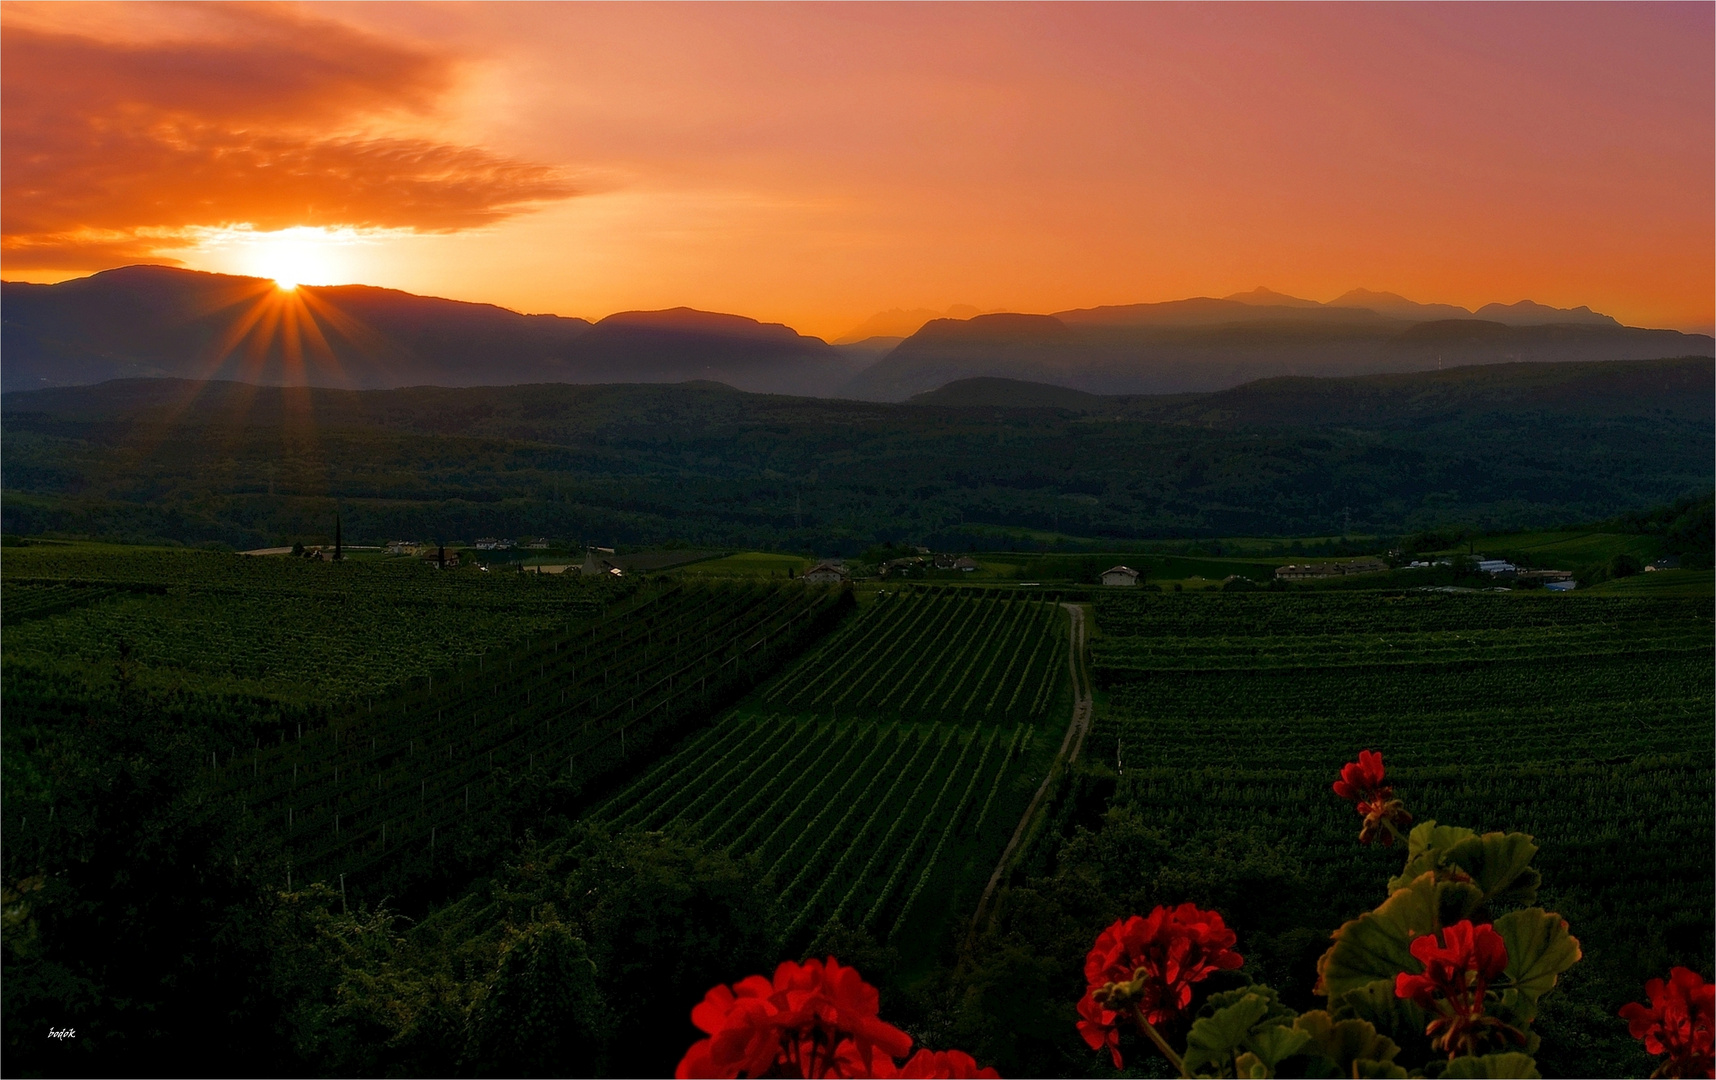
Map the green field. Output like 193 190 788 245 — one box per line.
1582 568 1714 595
225 581 846 886
1 543 629 706
6 540 1712 1077
1075 590 1712 1077
1471 529 1666 568
760 588 1067 724
597 715 1036 948
589 586 1069 954
669 551 812 577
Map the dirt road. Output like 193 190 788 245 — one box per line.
969 602 1093 933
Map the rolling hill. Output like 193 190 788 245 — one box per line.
4 357 1708 550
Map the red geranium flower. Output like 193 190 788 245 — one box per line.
1332 749 1413 845
1394 920 1522 1059
884 1049 1002 1079
1333 749 1387 800
1077 904 1244 1068
1620 967 1715 1079
677 958 998 1079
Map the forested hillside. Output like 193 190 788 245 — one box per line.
4 357 1709 550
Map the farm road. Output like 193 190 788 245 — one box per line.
970 602 1093 933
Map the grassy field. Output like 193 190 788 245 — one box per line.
1437 528 1664 569
669 551 812 577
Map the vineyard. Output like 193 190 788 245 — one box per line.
595 714 1036 946
592 587 1073 951
760 587 1067 725
207 580 849 886
1 545 633 705
1082 590 1713 1069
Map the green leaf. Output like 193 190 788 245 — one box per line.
1493 909 1582 1002
1390 820 1476 891
1186 994 1273 1075
1443 833 1541 907
1486 989 1543 1054
1389 823 1540 908
1203 984 1297 1027
1293 1009 1404 1072
1440 1051 1542 1078
1328 979 1430 1053
1354 1061 1410 1079
1316 872 1483 999
1233 1052 1271 1079
1187 991 1311 1078
1246 1025 1313 1070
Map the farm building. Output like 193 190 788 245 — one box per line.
1273 558 1388 581
803 561 849 583
1101 566 1141 586
1476 559 1518 575
954 557 979 572
582 550 624 577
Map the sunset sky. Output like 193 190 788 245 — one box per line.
3 1 1711 339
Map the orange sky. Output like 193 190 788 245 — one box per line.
3 1 1712 339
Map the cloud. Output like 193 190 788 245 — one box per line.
1 5 576 270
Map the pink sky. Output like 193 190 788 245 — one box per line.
3 1 1711 338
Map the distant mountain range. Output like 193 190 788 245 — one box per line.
833 304 985 344
3 265 1709 400
1 266 864 396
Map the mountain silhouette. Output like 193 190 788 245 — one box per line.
841 299 1711 400
1 267 858 396
833 304 984 343
5 266 1705 402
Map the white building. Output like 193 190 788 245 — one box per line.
1102 566 1141 586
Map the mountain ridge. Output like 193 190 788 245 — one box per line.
5 265 1704 402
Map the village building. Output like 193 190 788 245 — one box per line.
1101 565 1141 587
954 557 979 572
802 561 849 583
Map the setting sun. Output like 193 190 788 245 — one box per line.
188 225 367 290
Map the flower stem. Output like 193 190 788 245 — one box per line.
1131 1005 1189 1079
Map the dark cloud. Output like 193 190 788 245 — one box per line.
1 6 576 269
